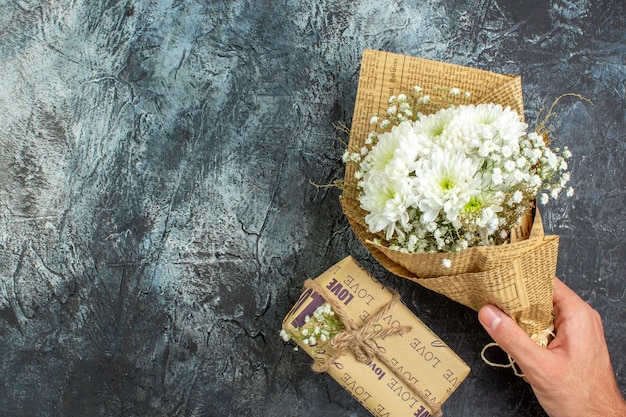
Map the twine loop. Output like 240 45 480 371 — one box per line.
481 323 555 378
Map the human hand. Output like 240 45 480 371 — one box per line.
478 277 626 417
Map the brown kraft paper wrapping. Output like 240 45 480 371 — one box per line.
282 256 470 417
340 49 559 337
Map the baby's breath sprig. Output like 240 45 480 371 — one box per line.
369 87 432 135
279 303 345 351
433 85 471 104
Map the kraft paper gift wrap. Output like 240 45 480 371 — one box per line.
282 256 470 417
341 49 559 337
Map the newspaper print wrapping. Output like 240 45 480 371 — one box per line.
341 49 558 336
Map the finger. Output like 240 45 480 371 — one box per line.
552 277 606 345
553 277 584 318
478 304 549 373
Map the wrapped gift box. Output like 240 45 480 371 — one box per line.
282 256 470 417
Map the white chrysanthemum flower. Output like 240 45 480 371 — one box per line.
460 104 527 144
442 106 484 150
360 129 401 174
484 105 526 142
442 258 452 268
413 107 461 151
414 149 480 222
566 187 574 197
450 88 460 95
360 174 417 240
540 193 550 204
370 115 379 125
511 190 523 204
361 121 420 178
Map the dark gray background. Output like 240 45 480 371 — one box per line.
0 1 624 416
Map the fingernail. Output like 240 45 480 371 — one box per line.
482 305 502 330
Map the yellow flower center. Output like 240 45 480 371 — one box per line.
464 197 482 213
440 178 454 191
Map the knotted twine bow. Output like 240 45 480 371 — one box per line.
303 279 444 417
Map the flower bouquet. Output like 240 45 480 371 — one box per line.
341 49 573 342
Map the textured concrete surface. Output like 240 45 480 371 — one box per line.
0 1 624 416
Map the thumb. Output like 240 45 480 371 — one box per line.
478 304 548 373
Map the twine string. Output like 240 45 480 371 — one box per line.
480 323 555 378
303 279 443 417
